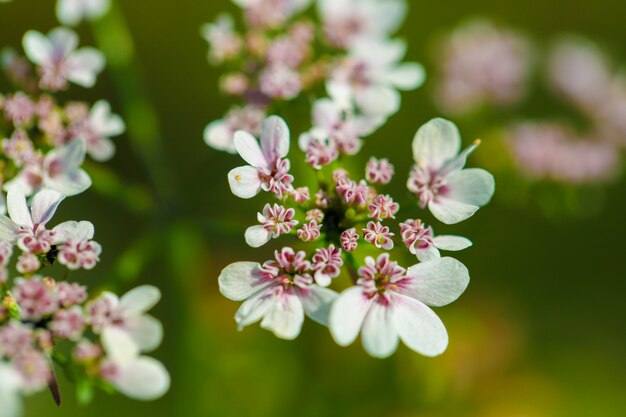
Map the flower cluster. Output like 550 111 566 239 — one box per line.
217 114 495 358
0 3 168 416
202 0 425 160
433 20 626 187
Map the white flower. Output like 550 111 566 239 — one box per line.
22 27 105 90
219 253 338 340
228 116 294 199
82 100 125 161
101 327 170 400
0 188 64 247
0 362 24 417
329 254 469 358
89 286 164 352
56 0 111 26
318 0 407 47
329 38 425 118
408 118 495 224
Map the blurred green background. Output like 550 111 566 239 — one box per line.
1 0 625 416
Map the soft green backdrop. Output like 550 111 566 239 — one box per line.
1 1 625 416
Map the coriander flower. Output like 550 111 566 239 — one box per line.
22 27 105 91
329 254 469 358
219 248 338 339
73 100 125 162
400 219 472 262
408 118 495 224
56 0 111 26
228 116 294 199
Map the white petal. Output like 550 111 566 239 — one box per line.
119 285 161 315
22 30 51 65
312 99 340 130
233 131 267 169
218 262 270 301
46 139 87 172
227 166 262 199
415 244 440 262
412 118 461 171
44 170 92 196
298 286 338 326
235 287 275 329
124 315 163 352
385 62 426 90
361 301 399 358
30 189 64 226
52 220 94 243
244 225 271 248
0 216 19 243
392 294 448 357
444 168 496 207
260 116 290 162
428 198 479 225
0 363 23 417
102 327 140 363
49 27 79 57
7 188 32 228
203 120 236 153
86 137 116 162
56 0 83 26
90 100 125 137
433 235 472 251
405 257 470 307
66 48 105 87
355 85 400 117
114 357 170 400
329 287 373 347
260 291 304 340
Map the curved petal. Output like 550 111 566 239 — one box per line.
355 85 400 117
7 188 32 228
44 170 92 196
244 225 271 248
260 116 290 162
361 301 399 358
56 0 83 26
433 235 473 251
297 286 338 326
392 294 448 357
385 62 426 90
91 100 125 137
119 285 161 315
233 131 267 169
260 291 304 340
203 120 236 153
124 315 163 352
428 198 479 225
0 216 19 243
30 189 64 226
235 287 275 329
22 30 51 65
444 168 496 207
218 262 270 301
228 166 262 199
312 99 341 130
46 139 87 172
412 118 461 171
102 327 140 363
0 364 23 417
405 257 470 307
66 48 105 87
114 357 170 400
49 27 79 57
86 137 116 162
329 287 373 347
52 220 94 243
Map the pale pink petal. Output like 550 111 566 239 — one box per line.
260 291 304 340
361 301 399 358
30 189 64 226
260 116 290 161
119 286 161 315
7 188 32 228
391 293 448 357
244 225 271 248
227 166 262 199
412 118 461 171
66 48 105 88
297 286 338 326
233 131 267 169
432 235 472 251
329 287 373 346
404 257 469 307
218 262 270 301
